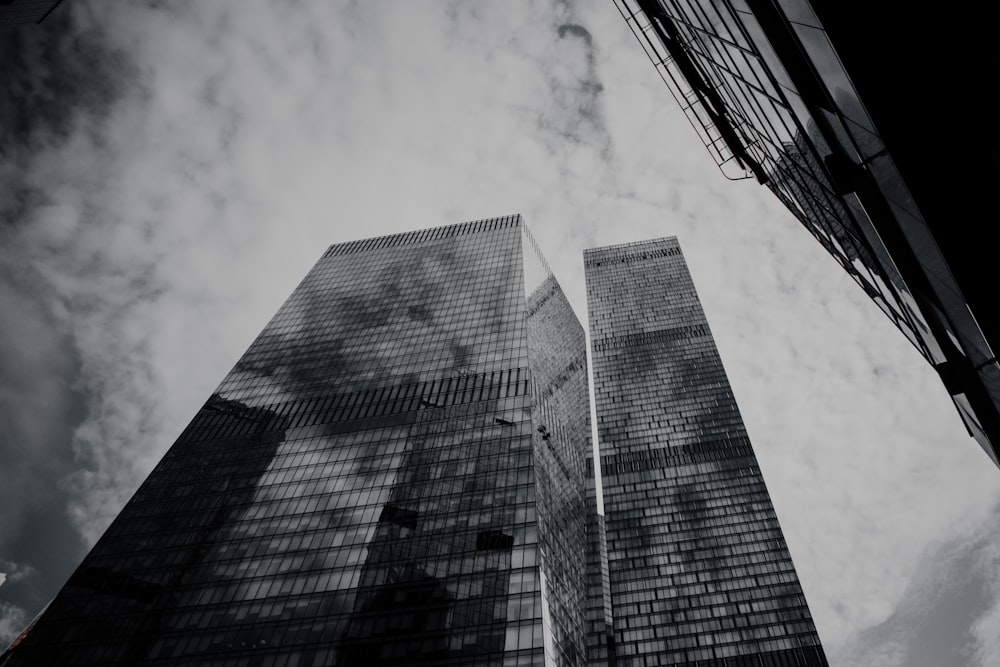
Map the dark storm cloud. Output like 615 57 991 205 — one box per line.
0 4 135 643
0 262 90 639
0 7 134 225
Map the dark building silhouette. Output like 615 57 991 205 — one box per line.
585 238 827 666
614 0 1000 466
2 216 593 667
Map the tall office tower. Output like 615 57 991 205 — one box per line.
585 238 826 667
2 216 593 667
613 0 1000 466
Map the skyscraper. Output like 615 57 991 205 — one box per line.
585 238 826 666
613 0 1000 466
2 215 593 667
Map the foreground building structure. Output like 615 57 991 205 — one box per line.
585 238 827 666
3 216 593 666
4 220 826 666
614 0 1000 465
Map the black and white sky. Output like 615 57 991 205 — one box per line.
2 2 999 664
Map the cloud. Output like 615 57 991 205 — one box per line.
0 199 91 647
833 503 1000 666
0 4 132 225
965 512 1000 666
0 562 34 585
0 601 28 648
0 561 39 644
540 21 610 157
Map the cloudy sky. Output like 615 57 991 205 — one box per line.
2 1 998 664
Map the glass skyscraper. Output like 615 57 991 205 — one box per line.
4 221 829 667
585 238 826 666
2 215 592 667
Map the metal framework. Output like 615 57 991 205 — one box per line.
615 0 1000 465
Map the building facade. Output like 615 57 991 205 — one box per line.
585 238 826 666
614 0 1000 466
2 216 593 667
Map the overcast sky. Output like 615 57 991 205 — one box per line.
2 2 999 664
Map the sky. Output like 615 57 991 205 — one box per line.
1 1 998 664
